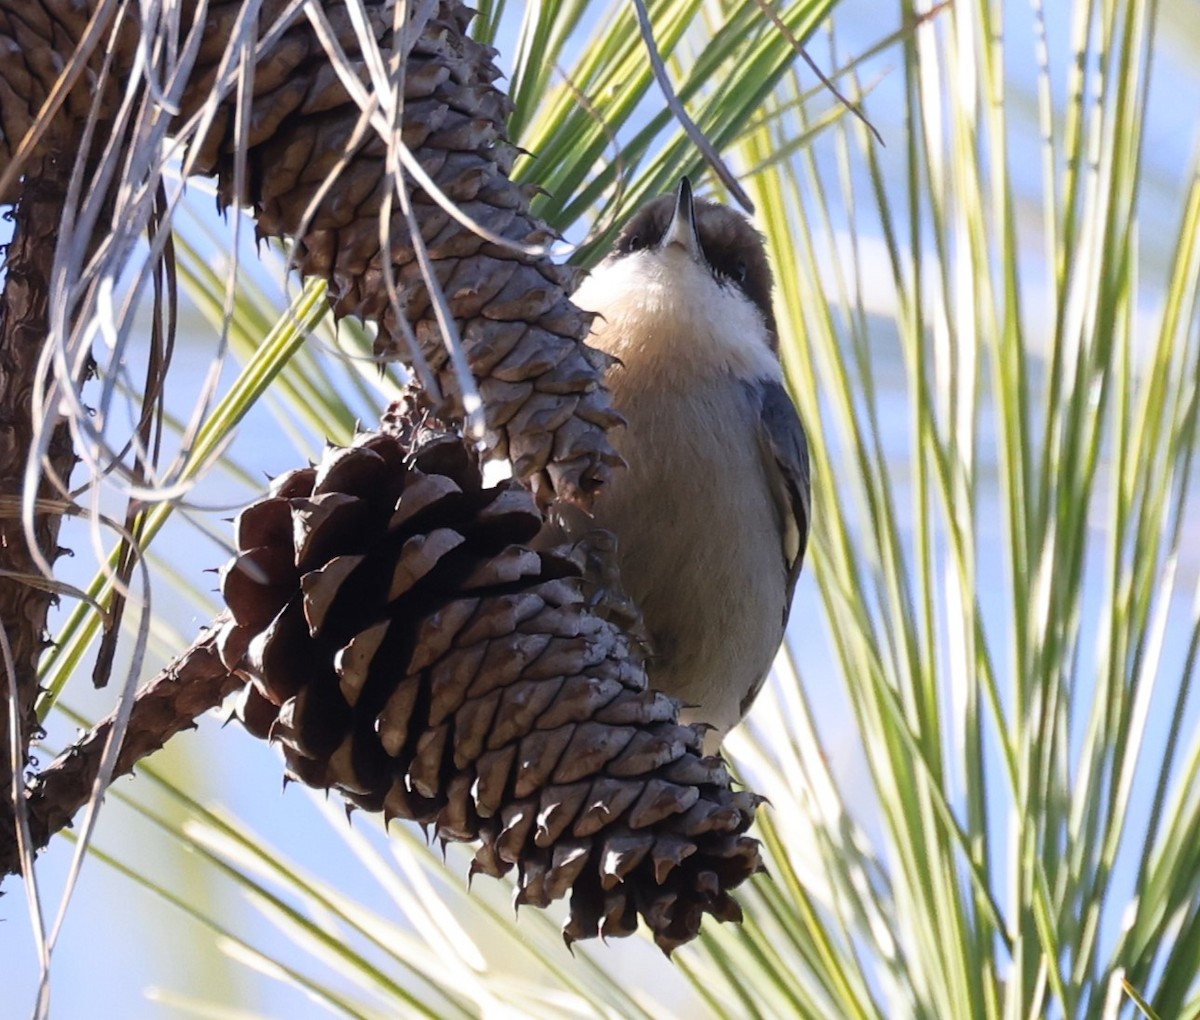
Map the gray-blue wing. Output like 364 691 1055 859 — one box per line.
748 378 811 620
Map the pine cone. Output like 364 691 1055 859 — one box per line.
180 0 623 508
0 2 137 197
0 1 623 508
217 419 764 952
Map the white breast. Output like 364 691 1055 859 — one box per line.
568 250 789 740
572 248 783 386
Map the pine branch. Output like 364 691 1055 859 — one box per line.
0 622 239 876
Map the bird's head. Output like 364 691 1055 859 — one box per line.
594 177 779 351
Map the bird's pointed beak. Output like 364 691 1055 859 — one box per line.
659 176 701 259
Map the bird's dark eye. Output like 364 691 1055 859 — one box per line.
624 233 646 253
713 256 749 286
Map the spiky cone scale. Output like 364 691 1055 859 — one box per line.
217 426 764 952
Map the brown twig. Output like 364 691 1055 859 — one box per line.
0 621 241 877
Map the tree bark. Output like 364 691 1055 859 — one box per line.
0 149 78 868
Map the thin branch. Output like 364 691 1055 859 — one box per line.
0 621 241 878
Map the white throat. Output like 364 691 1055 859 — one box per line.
572 249 782 384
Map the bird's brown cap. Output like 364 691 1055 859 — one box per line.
608 179 778 344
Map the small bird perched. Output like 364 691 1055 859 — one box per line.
557 177 811 749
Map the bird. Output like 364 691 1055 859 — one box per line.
554 177 811 750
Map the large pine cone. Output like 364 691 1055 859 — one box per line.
216 420 763 952
182 0 624 509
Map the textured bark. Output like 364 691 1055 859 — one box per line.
0 626 239 876
0 149 77 873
